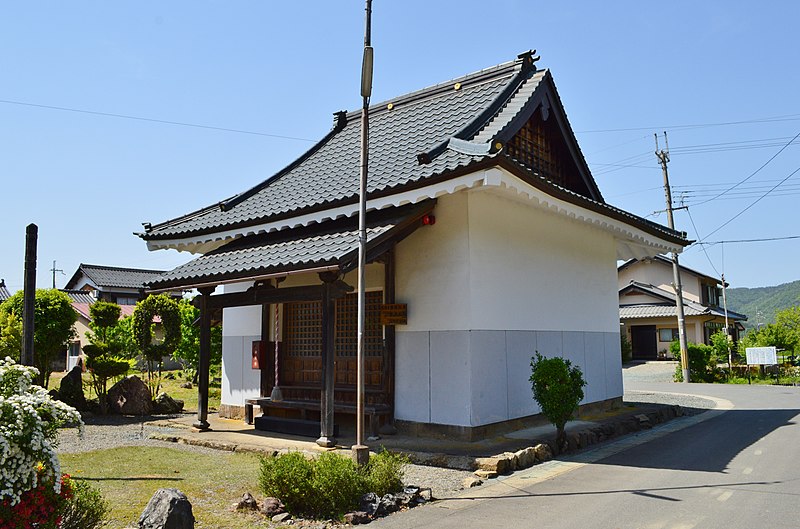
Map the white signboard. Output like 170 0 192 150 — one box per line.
745 347 778 365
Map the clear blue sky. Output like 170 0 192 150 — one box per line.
1 1 798 292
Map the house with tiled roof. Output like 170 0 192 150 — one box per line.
64 263 174 305
0 279 11 303
619 256 747 360
138 51 689 444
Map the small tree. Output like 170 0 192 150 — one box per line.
84 301 130 414
133 294 181 399
173 298 222 382
0 312 22 362
1 289 77 387
529 352 586 452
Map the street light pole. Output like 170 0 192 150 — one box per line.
352 0 373 466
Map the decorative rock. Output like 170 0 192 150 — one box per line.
138 488 194 529
59 365 87 410
271 512 291 523
179 381 193 389
515 447 537 469
233 492 258 511
109 375 152 415
260 497 285 517
418 488 432 502
473 469 498 479
344 511 371 525
463 476 483 488
153 393 184 415
474 456 512 474
360 492 381 517
534 443 553 462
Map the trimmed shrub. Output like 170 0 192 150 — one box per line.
530 352 586 451
259 449 407 520
671 341 718 382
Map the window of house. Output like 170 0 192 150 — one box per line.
659 328 679 342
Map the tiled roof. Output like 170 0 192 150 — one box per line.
72 302 148 321
140 62 521 241
61 290 96 304
146 202 434 290
0 280 10 302
619 281 747 321
65 264 167 290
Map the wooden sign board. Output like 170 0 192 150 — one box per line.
380 304 407 326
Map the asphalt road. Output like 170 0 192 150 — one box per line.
373 380 800 529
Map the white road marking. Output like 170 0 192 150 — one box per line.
717 490 733 502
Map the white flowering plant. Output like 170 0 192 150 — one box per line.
0 356 83 506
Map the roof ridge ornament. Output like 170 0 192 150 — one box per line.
517 50 541 71
333 110 348 131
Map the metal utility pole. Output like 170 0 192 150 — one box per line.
50 260 64 289
352 0 373 466
22 224 38 368
655 132 690 383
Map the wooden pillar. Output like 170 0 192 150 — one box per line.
22 223 37 369
193 287 214 431
383 247 397 433
317 272 338 447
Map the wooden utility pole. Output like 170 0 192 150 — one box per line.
655 133 690 383
22 224 38 368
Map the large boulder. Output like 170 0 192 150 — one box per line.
153 393 184 415
139 488 194 529
59 365 87 411
108 375 152 415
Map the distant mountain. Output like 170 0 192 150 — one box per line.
726 280 800 328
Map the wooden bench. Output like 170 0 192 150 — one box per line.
244 397 391 438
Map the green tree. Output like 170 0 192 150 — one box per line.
529 352 586 452
133 294 181 398
774 306 800 354
0 311 23 362
83 301 130 414
1 289 76 387
173 298 222 382
709 331 732 367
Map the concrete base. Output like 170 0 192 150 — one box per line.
396 397 623 442
191 419 211 432
316 436 336 448
352 444 370 466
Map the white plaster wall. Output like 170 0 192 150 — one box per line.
395 192 471 332
467 189 620 332
620 292 663 305
221 281 263 407
394 189 625 427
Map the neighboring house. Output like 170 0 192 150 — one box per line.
61 289 138 371
0 279 11 303
619 256 747 360
64 263 173 305
137 51 688 444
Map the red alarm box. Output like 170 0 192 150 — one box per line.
252 340 266 369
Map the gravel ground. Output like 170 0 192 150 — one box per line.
622 361 679 384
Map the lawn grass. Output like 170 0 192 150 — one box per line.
49 369 221 413
60 446 266 529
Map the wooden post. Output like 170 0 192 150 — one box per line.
193 287 214 431
383 247 397 434
22 224 37 369
317 272 338 447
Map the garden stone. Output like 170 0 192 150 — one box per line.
344 511 371 525
59 365 86 410
534 443 553 462
360 492 380 516
153 393 184 414
109 375 152 415
260 497 285 517
379 494 400 514
138 488 194 529
463 476 483 488
233 492 258 511
271 512 291 523
179 381 192 389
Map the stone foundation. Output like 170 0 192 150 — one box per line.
396 397 623 442
219 403 246 420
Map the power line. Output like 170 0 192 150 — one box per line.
683 131 800 208
575 113 800 134
684 208 720 276
697 235 800 246
701 165 800 240
0 98 317 142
